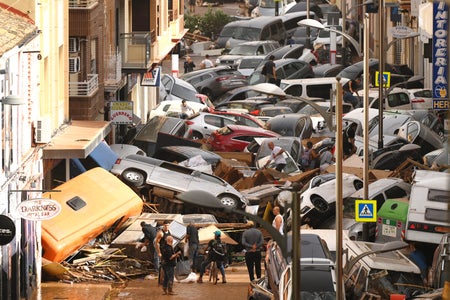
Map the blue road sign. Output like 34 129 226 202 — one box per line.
355 200 377 222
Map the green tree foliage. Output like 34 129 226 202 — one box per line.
185 8 232 40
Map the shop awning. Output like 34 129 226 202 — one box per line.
42 121 112 159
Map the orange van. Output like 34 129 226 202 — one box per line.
41 167 143 262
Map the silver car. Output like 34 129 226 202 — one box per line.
111 155 247 209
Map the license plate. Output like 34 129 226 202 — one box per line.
382 224 397 237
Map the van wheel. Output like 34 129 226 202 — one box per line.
121 169 145 187
218 194 238 209
311 195 329 213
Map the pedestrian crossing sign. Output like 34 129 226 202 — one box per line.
355 200 377 222
375 71 391 88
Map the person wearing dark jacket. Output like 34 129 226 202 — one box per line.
241 223 264 281
160 235 182 295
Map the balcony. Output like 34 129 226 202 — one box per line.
69 0 99 9
104 51 124 92
69 74 99 97
120 32 155 73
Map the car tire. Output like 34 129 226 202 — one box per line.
218 194 238 209
121 169 145 187
310 195 329 213
192 131 203 140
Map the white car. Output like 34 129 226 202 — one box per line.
299 173 363 227
185 112 237 140
148 99 208 120
408 88 433 109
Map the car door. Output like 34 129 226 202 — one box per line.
151 162 192 192
202 115 235 138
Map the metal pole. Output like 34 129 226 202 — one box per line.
362 13 370 241
292 184 301 300
330 27 337 65
335 76 344 300
377 0 384 150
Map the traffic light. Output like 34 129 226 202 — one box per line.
366 0 379 13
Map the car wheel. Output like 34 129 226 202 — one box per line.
310 195 329 213
353 180 363 190
121 169 145 187
218 194 238 209
192 131 203 140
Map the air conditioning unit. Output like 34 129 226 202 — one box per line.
69 37 80 53
34 117 52 143
69 57 80 73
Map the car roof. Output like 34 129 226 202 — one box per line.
180 65 232 78
225 124 279 135
281 76 350 85
154 145 222 165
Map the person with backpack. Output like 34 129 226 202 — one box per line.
197 230 227 284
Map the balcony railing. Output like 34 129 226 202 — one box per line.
69 74 99 97
120 32 152 71
104 50 123 91
69 0 98 9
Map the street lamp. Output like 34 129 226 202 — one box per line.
297 19 363 58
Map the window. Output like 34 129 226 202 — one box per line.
307 84 332 99
384 186 408 199
285 85 303 97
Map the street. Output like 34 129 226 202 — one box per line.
38 263 253 300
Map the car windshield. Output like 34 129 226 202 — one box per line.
232 27 261 40
220 26 238 37
230 45 260 55
171 84 198 102
239 58 264 68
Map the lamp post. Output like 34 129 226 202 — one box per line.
298 19 363 58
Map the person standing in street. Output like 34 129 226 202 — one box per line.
264 142 286 172
136 221 159 271
188 0 196 13
160 235 182 295
197 230 227 284
185 222 199 272
272 206 284 235
241 223 264 281
184 56 196 73
155 220 172 280
200 54 214 69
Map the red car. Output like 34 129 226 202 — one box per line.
207 125 280 152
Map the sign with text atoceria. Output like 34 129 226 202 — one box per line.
16 198 62 221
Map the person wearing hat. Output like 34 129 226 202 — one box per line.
197 230 227 284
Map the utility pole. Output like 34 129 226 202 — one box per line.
377 0 385 150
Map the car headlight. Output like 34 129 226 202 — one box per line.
235 58 242 66
216 58 221 64
225 40 231 50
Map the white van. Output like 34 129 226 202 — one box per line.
405 170 450 244
280 77 350 100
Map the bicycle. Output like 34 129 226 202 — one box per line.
208 261 219 284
